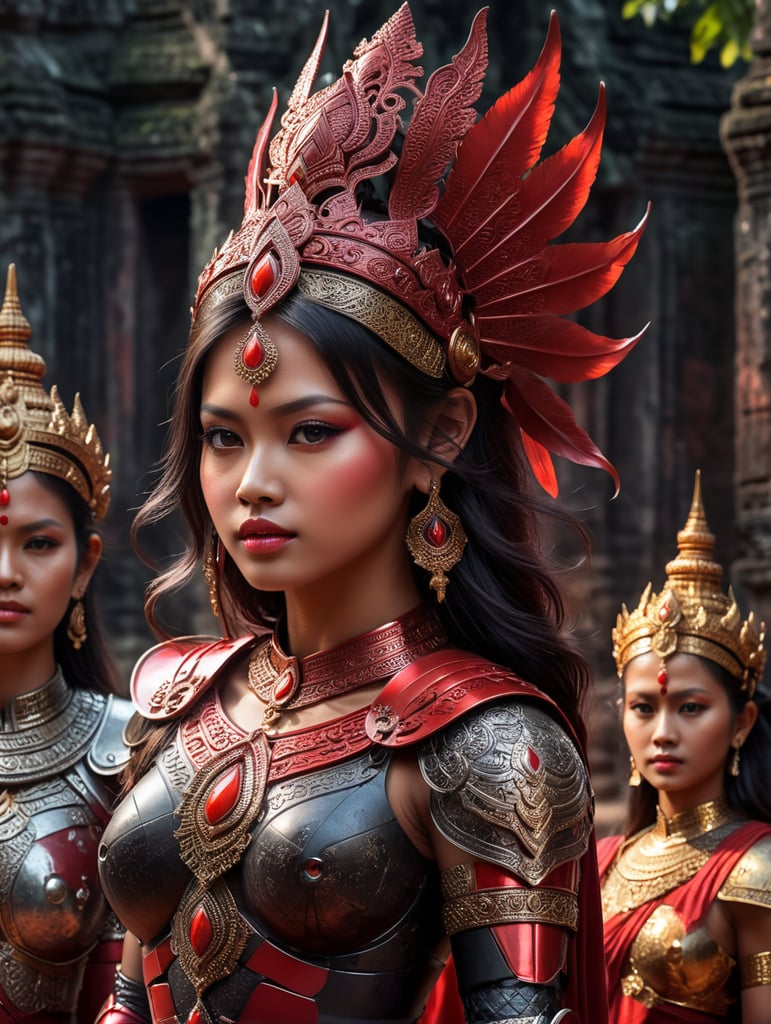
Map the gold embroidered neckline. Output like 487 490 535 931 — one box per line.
602 798 744 920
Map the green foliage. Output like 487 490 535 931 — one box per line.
621 0 755 66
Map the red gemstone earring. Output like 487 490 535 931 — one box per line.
657 659 668 695
406 478 467 602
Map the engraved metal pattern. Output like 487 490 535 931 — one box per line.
0 673 105 784
622 907 735 1013
420 701 591 884
613 473 765 693
174 738 269 886
740 950 771 989
267 708 371 784
171 877 248 998
0 940 84 1013
462 978 560 1024
247 604 447 715
602 799 744 919
442 885 579 935
0 266 111 518
297 270 446 378
179 689 247 769
718 833 771 911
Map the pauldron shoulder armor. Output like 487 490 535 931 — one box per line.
88 694 134 776
131 634 258 721
419 699 592 885
718 832 771 910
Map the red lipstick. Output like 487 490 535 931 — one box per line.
238 517 294 553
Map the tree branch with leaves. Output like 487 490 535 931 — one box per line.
622 0 755 65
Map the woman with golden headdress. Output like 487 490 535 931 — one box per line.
95 5 647 1023
0 265 132 1023
599 471 771 1023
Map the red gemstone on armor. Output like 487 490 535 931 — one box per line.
303 857 323 879
243 334 265 370
249 253 276 299
658 603 670 621
189 906 213 957
205 763 243 825
249 386 260 408
424 514 448 547
187 1010 203 1024
0 489 9 506
527 746 541 771
273 671 295 704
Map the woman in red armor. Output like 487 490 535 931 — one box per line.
0 264 131 1023
599 472 771 1022
97 5 647 1023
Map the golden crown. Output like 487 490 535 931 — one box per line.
612 471 766 695
0 265 111 520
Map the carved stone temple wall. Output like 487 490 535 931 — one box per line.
0 1 748 827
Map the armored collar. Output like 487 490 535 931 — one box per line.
602 798 746 919
0 668 106 784
249 604 449 729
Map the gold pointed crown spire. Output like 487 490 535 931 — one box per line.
0 265 111 519
612 471 766 695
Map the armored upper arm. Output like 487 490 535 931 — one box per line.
418 699 592 884
718 834 771 911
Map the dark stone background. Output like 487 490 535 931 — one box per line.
0 0 748 823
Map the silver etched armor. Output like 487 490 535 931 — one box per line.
419 700 592 883
0 669 131 1017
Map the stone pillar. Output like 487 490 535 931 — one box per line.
721 0 771 654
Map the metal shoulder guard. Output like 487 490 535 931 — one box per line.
130 634 257 721
718 833 771 911
419 699 592 885
87 694 134 776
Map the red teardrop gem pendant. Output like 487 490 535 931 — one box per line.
527 746 541 772
0 489 9 507
424 514 448 548
249 252 277 301
273 670 296 705
243 333 265 370
189 905 213 957
204 763 243 825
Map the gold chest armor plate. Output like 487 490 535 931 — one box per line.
622 905 735 1013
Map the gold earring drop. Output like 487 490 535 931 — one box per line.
628 755 641 787
202 531 220 618
730 744 741 778
406 478 466 602
67 599 87 650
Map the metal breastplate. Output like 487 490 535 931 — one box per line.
602 799 746 1016
623 906 735 1014
0 673 126 1017
101 736 445 1024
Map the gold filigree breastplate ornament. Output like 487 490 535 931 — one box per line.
602 799 745 1013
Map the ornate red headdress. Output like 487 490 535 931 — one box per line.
192 4 647 497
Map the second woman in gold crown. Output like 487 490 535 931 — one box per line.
600 472 771 1023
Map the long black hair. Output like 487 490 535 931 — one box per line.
133 287 592 750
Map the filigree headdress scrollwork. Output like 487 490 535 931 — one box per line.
192 4 647 497
0 265 111 519
612 471 766 695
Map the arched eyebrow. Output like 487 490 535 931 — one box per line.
200 394 351 419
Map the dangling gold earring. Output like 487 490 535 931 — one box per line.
67 598 87 650
406 478 467 603
729 744 741 778
202 530 221 618
628 755 641 787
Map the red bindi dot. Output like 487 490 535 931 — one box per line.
657 664 668 694
0 515 7 526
